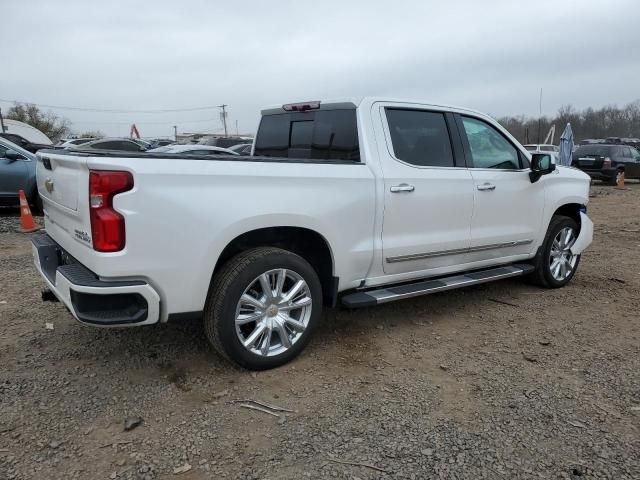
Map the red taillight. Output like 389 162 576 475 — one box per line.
603 157 611 169
89 170 133 252
282 101 320 112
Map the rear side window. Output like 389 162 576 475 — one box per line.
385 109 454 167
254 110 359 161
119 141 141 151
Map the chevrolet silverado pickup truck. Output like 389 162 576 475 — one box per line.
32 97 593 369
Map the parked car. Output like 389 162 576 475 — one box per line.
58 138 98 148
198 136 253 148
0 137 40 210
0 132 55 154
71 138 148 152
147 145 239 155
147 139 175 149
228 143 253 155
523 144 559 153
571 144 640 184
32 97 593 370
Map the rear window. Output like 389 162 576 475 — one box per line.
574 145 617 156
254 110 359 161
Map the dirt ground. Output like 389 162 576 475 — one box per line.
1 183 639 480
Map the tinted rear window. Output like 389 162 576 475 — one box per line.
254 110 359 161
574 145 618 156
385 109 454 167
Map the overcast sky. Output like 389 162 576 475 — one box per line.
2 0 639 138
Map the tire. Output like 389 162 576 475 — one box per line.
607 168 623 186
530 215 581 288
203 247 323 370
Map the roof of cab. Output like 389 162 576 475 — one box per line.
261 97 491 119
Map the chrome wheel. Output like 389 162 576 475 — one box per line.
235 269 312 357
549 226 578 281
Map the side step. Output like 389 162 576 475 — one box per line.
341 263 535 308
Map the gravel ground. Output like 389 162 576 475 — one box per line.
1 184 639 480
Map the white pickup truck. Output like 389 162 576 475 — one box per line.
33 98 593 369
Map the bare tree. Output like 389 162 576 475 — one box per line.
6 103 71 142
498 100 640 143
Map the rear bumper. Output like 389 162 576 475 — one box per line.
32 233 160 327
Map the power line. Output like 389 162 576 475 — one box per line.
0 98 221 114
72 117 222 126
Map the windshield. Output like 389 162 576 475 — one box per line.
0 138 35 159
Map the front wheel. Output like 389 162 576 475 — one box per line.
203 247 323 370
530 216 581 288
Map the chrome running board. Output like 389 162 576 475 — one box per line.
341 263 534 308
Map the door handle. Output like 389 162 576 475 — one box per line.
477 183 496 191
390 183 415 193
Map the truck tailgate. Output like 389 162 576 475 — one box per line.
36 151 93 249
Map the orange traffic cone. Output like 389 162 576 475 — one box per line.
18 190 42 233
615 170 626 190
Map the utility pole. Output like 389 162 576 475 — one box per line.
218 104 228 137
235 120 239 136
537 88 542 145
0 108 6 133
173 125 177 142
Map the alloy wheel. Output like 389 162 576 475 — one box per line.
235 268 312 357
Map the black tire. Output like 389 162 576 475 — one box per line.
607 168 623 186
203 247 323 370
530 215 581 288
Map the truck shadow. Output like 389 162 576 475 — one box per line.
66 276 535 373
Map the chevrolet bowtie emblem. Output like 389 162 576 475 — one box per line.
44 178 54 193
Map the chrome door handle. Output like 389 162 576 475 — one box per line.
477 183 496 191
390 184 415 193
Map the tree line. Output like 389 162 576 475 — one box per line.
497 100 640 144
1 103 103 141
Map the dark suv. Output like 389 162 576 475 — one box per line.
571 144 640 184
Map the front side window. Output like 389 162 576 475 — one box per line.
385 109 454 167
461 116 520 169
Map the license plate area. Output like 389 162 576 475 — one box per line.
578 158 595 167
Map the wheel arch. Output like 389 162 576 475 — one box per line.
552 203 584 232
212 226 338 306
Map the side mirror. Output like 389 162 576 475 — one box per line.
529 153 556 183
5 150 23 162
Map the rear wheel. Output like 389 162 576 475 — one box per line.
530 216 581 288
203 247 322 370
